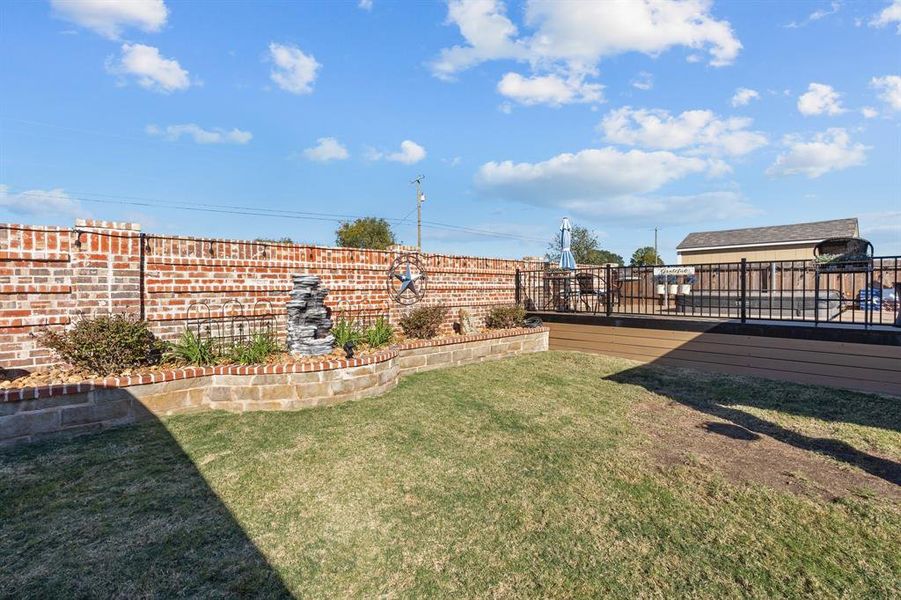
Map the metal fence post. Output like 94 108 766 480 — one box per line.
139 232 146 321
739 258 747 323
514 268 521 305
605 265 613 316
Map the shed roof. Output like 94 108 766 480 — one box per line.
676 218 859 251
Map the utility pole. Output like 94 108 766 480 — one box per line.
411 175 425 251
654 226 659 265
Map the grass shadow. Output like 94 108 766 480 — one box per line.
606 365 901 487
693 378 901 434
0 395 292 598
702 422 760 441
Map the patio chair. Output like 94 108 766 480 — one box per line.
575 273 604 312
575 272 620 313
542 275 568 311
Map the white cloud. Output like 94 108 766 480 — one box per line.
631 71 654 91
367 140 427 164
497 72 602 106
861 106 879 118
565 191 759 223
302 137 349 161
731 87 760 107
107 43 191 93
431 0 740 105
429 0 526 81
474 148 752 222
767 128 868 178
797 82 845 116
784 1 840 29
146 124 252 144
51 0 167 39
599 107 767 157
527 0 742 67
268 42 320 95
388 140 426 164
859 211 901 254
476 147 713 201
358 0 373 10
871 75 901 110
870 0 901 33
0 185 83 218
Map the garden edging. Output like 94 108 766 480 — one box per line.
0 327 548 446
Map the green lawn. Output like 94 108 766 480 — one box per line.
1 352 899 598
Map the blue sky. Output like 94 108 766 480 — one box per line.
1 0 899 260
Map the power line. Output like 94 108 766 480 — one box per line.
1 188 547 244
1 120 548 244
397 205 418 223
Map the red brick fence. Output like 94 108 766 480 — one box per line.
1 218 544 370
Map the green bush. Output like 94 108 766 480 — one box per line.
363 317 394 348
229 331 281 365
165 329 216 366
399 305 448 339
484 304 526 329
42 313 162 374
332 317 364 347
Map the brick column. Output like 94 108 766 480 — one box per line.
0 224 73 369
70 219 143 318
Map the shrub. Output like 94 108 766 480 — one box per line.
363 317 394 348
332 317 364 348
229 331 281 365
484 304 526 329
399 305 448 339
42 313 162 374
165 329 216 366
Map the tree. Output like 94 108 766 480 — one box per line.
336 217 396 250
587 248 625 265
630 246 663 266
546 224 623 265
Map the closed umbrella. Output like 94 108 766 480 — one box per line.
559 217 576 271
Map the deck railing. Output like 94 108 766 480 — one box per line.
515 256 901 328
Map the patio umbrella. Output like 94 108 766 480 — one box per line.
559 217 576 270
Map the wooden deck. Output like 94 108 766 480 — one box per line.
538 316 901 397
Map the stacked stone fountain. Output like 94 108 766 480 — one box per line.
286 275 335 356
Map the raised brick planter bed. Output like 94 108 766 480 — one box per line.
0 328 548 446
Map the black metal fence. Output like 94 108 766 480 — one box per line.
186 300 276 355
516 256 901 328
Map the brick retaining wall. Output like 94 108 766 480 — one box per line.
0 328 548 446
1 219 543 370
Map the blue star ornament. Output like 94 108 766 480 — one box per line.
394 263 422 296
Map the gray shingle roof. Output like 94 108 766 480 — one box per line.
677 218 859 250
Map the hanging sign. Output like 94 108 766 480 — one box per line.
653 266 696 276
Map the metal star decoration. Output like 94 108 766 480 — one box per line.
386 254 428 305
394 262 422 297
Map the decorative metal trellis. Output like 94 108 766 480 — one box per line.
185 299 276 354
329 299 390 331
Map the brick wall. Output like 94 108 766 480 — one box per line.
1 218 543 370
